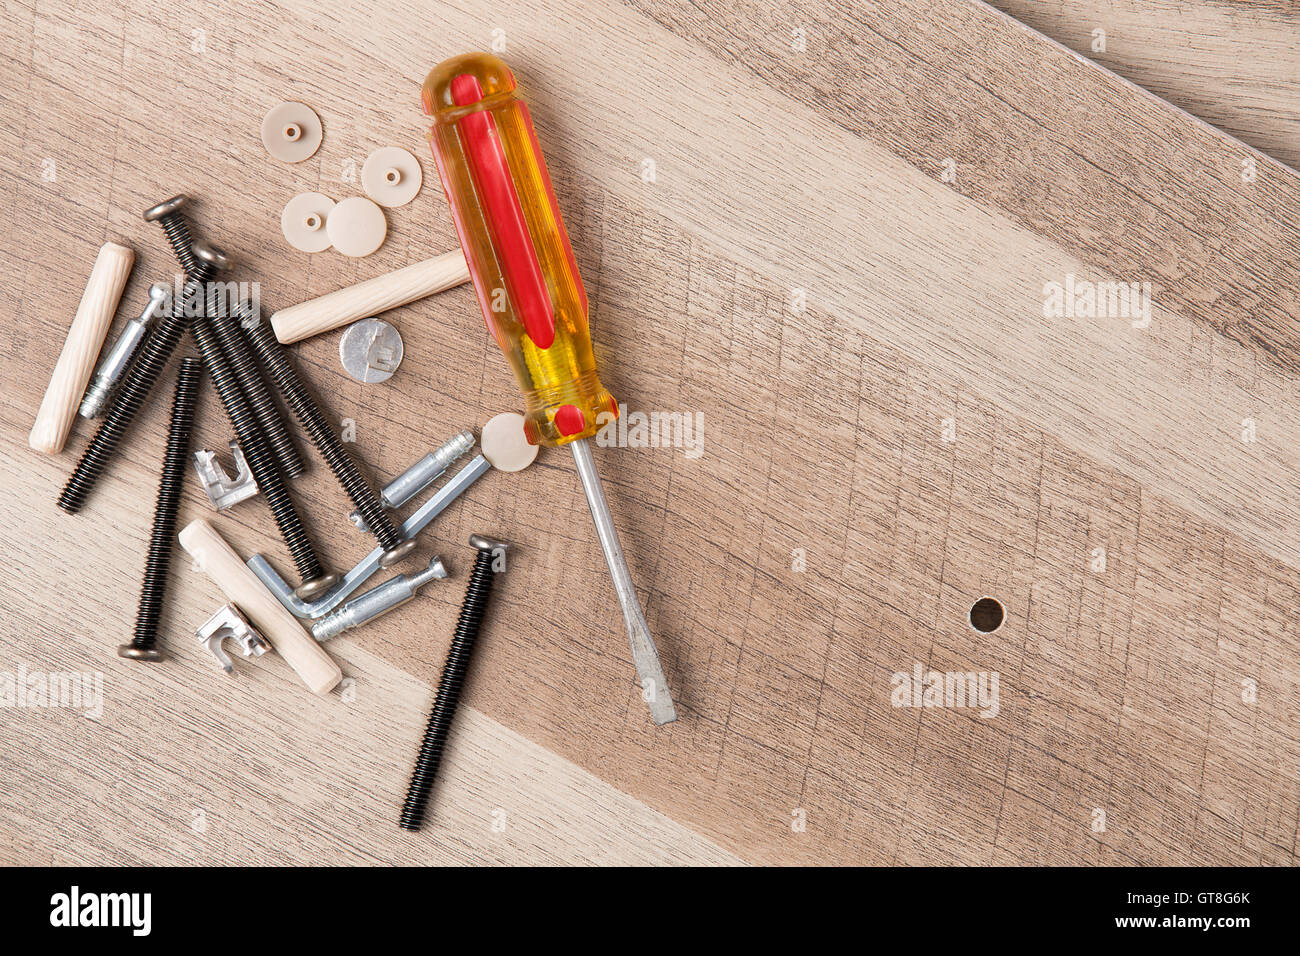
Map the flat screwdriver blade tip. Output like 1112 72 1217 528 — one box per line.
569 438 677 725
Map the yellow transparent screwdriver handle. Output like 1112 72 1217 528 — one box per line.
422 52 617 448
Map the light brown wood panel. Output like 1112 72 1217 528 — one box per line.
988 0 1300 172
1 0 1299 865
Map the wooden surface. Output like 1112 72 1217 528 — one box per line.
1 0 1299 865
988 0 1300 172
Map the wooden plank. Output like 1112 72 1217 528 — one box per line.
989 0 1300 172
1 0 1298 865
0 462 741 867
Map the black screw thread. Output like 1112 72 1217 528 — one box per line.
189 315 327 585
400 548 499 831
129 358 202 653
151 206 328 589
58 305 192 512
238 306 406 554
158 215 199 276
206 288 306 479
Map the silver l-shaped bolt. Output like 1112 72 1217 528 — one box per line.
249 453 491 619
311 556 448 641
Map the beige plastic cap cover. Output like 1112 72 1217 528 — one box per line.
281 192 336 252
261 101 323 163
362 146 423 207
326 196 387 258
481 412 539 472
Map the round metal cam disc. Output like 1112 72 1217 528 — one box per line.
261 101 323 163
361 146 423 207
340 318 403 383
281 192 336 252
326 196 387 257
480 412 539 472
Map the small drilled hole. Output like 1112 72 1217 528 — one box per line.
304 214 320 230
385 168 401 184
284 124 301 141
969 597 1005 633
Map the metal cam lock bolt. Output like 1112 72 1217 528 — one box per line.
312 557 448 641
80 283 171 419
349 430 475 532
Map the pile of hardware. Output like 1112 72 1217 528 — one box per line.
29 51 678 830
38 194 514 668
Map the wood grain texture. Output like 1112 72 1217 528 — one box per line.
2 0 1299 865
988 0 1300 172
0 465 740 865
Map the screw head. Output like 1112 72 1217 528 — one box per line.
193 241 233 271
294 572 340 601
379 538 419 569
469 533 508 554
143 195 188 222
117 644 163 661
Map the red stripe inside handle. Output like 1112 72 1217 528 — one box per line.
451 73 555 350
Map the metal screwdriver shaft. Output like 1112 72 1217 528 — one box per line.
571 439 676 724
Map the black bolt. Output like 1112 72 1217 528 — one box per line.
236 301 417 569
144 200 336 601
149 197 304 482
189 290 337 599
58 199 206 513
204 285 307 480
400 534 507 831
144 194 201 275
120 357 202 661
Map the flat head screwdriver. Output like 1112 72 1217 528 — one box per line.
421 52 677 724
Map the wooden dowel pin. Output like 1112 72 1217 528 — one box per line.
30 241 134 454
270 249 470 344
179 519 342 694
